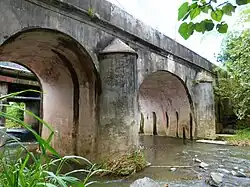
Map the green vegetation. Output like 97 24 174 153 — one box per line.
178 0 250 39
227 128 250 146
5 102 25 128
99 150 147 177
0 90 104 187
214 30 250 143
87 8 95 18
215 30 250 121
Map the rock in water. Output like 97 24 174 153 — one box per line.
233 166 239 170
170 167 176 172
194 158 202 163
217 168 230 174
146 162 152 167
231 170 247 178
199 162 209 169
239 169 245 173
209 172 224 186
130 177 160 187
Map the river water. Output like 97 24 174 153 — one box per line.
92 135 250 187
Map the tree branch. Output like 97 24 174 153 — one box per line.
216 1 229 8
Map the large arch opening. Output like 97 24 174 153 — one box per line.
138 70 193 139
0 28 100 156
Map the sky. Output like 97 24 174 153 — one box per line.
107 0 238 65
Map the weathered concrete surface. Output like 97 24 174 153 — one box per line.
0 0 216 159
194 71 215 138
98 39 138 157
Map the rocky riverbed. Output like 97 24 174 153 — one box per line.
92 136 250 187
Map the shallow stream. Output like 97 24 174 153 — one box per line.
92 135 250 186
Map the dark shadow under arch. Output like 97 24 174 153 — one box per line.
139 113 144 134
176 111 179 138
166 111 169 129
153 112 157 135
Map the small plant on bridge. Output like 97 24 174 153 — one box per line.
0 90 104 187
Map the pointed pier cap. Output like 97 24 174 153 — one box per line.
196 71 213 83
100 38 137 55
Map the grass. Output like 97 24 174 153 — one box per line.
227 128 250 146
98 150 147 177
0 90 105 187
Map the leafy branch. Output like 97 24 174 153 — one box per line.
178 0 250 39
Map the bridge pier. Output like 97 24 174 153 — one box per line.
195 71 216 138
24 101 40 133
98 39 138 158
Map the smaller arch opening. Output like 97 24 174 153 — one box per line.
165 112 169 129
139 113 144 134
190 113 193 140
176 111 179 138
0 61 42 142
138 70 193 138
152 112 157 135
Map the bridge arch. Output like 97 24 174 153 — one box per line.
138 70 194 139
0 28 101 157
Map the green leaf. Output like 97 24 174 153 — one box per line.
200 0 206 5
194 22 206 33
190 2 198 9
190 7 201 20
194 20 214 33
182 12 190 21
222 3 236 16
43 171 68 187
202 6 210 13
216 23 228 33
211 9 224 22
236 0 250 5
204 19 215 31
178 2 189 21
178 22 194 40
179 23 188 39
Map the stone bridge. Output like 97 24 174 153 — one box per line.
0 0 215 160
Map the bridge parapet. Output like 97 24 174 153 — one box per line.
43 0 213 72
